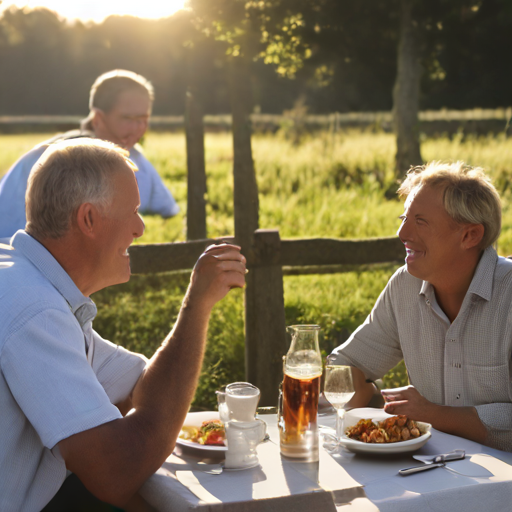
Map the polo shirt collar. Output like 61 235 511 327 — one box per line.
419 245 497 302
10 230 97 324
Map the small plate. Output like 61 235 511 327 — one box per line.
223 462 261 472
340 407 432 455
177 411 227 452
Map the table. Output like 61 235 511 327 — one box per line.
139 411 512 512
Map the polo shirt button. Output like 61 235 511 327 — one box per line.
456 394 460 399
425 299 430 305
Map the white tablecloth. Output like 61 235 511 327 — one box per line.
139 411 512 512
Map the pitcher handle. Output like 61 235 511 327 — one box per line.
277 381 284 430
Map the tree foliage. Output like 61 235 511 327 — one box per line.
0 2 510 115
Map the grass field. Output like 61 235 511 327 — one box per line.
1 129 511 408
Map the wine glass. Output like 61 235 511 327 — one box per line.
323 365 355 442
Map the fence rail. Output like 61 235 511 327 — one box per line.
128 236 404 275
0 107 510 131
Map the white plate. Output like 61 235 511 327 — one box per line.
339 407 432 455
177 411 227 452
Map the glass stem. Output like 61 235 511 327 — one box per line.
335 408 345 440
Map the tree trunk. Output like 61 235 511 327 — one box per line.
393 0 423 178
228 56 259 260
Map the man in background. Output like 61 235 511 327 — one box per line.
0 69 179 239
330 161 512 452
0 138 246 510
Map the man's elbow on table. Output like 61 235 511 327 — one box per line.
345 366 383 409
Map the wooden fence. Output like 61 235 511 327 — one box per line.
129 233 405 405
0 106 510 133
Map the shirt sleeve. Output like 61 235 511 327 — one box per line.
475 403 512 451
90 330 148 405
329 271 404 382
2 307 122 449
130 147 180 218
0 146 47 239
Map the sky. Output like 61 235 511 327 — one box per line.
0 0 188 23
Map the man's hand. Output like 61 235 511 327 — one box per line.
186 243 246 311
382 385 437 421
381 385 488 445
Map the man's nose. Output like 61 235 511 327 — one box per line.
134 213 145 238
397 218 410 240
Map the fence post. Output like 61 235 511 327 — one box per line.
228 56 259 258
245 229 287 406
185 87 207 240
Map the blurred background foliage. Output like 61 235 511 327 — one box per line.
0 0 511 116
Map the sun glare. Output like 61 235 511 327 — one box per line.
0 0 188 23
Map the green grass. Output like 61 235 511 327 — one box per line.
2 129 511 407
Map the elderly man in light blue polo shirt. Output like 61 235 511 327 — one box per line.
0 138 246 511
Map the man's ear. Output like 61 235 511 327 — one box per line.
461 223 485 250
75 203 99 238
90 108 104 132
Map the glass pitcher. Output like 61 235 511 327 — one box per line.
278 325 322 461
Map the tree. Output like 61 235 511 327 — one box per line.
190 0 499 178
393 0 423 176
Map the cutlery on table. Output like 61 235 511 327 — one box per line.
413 449 465 464
399 450 465 476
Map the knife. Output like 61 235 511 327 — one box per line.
399 451 465 476
413 449 465 464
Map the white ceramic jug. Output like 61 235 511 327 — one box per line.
224 419 266 470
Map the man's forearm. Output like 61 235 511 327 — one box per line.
423 404 488 445
60 296 213 505
129 295 212 457
382 386 489 446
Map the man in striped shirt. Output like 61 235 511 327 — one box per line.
330 161 512 451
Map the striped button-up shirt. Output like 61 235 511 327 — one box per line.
330 246 512 451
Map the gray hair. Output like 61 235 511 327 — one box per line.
81 69 154 131
26 138 135 241
398 161 501 250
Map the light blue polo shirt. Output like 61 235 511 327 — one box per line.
0 231 147 512
0 139 180 239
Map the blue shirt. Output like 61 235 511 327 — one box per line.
0 231 147 511
0 138 180 239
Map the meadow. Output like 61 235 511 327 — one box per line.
1 129 511 408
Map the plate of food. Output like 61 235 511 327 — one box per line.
177 411 227 452
340 407 431 454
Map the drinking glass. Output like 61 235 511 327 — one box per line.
225 382 260 422
323 365 355 441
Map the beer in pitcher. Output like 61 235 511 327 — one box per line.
279 325 322 461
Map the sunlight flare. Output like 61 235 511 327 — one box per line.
0 0 187 23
